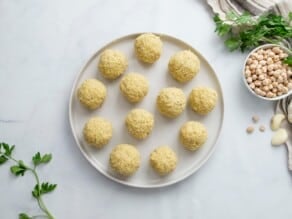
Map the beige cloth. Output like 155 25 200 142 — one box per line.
207 0 292 17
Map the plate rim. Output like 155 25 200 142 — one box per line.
69 32 225 188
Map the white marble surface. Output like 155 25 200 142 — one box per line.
0 0 291 218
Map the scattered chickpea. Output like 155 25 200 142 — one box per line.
246 126 254 134
252 115 259 123
259 125 265 132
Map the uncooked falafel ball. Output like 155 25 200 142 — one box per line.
125 109 154 140
134 33 163 63
77 79 106 110
120 73 149 103
156 87 186 118
189 87 218 115
168 50 200 83
109 144 140 176
83 117 113 148
150 146 177 175
180 121 208 151
98 49 128 80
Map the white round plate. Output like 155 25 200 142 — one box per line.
69 33 224 188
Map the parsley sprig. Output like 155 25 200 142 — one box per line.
0 143 56 219
213 11 292 66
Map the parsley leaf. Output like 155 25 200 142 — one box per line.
0 142 15 164
225 38 241 51
213 14 232 36
213 12 292 53
10 161 28 176
19 213 31 219
32 182 57 198
288 12 292 22
32 152 52 166
283 55 292 66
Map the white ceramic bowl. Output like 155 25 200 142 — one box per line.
242 44 292 101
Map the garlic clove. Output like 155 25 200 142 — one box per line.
288 102 292 123
270 113 285 131
271 128 288 146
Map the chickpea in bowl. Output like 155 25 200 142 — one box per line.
243 44 292 101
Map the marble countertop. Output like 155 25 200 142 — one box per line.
0 0 291 218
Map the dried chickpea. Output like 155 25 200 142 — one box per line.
261 91 266 97
250 83 255 89
267 92 274 98
246 126 254 134
277 76 284 83
262 86 269 92
262 79 270 86
273 55 280 62
255 88 261 95
257 55 264 61
247 58 253 65
272 47 281 54
258 75 265 81
267 64 274 71
255 69 261 75
250 64 257 70
282 87 288 94
272 88 278 93
280 53 288 59
254 80 261 87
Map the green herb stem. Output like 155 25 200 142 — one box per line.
31 169 54 219
0 143 56 219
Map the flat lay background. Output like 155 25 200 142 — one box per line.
0 0 291 218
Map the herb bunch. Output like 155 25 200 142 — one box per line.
0 142 56 219
213 11 292 66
